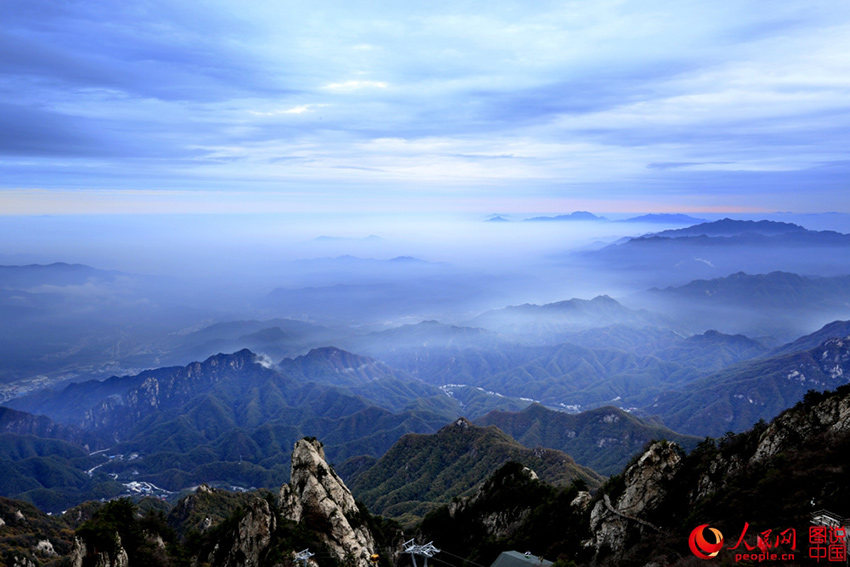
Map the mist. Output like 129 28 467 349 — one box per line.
0 212 654 312
3 210 850 401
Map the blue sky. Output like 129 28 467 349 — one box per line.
3 0 850 214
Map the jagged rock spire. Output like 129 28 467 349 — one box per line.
279 438 377 567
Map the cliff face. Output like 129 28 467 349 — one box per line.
584 386 850 566
58 437 383 567
69 534 129 567
445 464 540 540
279 438 377 567
588 441 681 564
753 387 850 461
200 496 277 567
195 437 380 567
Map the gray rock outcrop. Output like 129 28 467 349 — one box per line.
588 441 682 563
202 496 277 567
69 533 130 567
279 438 377 567
753 391 850 461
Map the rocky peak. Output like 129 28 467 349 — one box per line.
201 496 276 567
618 441 681 514
588 441 682 563
82 350 270 430
279 438 377 567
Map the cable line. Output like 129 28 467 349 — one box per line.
437 549 490 567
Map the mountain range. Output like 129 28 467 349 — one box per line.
6 227 850 550
8 375 845 566
579 219 850 288
626 271 850 341
2 324 847 516
474 404 699 475
0 342 699 512
646 334 850 436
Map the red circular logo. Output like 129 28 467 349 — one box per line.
689 524 724 559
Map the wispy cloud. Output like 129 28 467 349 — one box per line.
323 80 389 91
2 0 850 213
249 105 326 116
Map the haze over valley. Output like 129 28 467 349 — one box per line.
4 213 850 510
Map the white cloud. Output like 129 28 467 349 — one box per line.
248 104 324 116
323 80 389 91
5 0 850 212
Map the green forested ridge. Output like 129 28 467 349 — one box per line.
475 404 699 475
648 335 850 435
0 349 531 511
349 419 602 525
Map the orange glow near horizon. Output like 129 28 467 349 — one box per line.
0 188 794 216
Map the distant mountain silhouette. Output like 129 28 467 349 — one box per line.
524 211 607 222
654 218 808 237
581 220 850 286
628 271 850 341
466 295 669 339
618 213 706 224
0 262 124 288
771 319 850 356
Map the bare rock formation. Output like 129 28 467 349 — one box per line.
201 496 277 567
279 438 377 567
588 441 682 563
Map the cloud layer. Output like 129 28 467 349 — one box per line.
3 0 850 212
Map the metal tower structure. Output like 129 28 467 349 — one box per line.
294 549 315 567
403 539 441 567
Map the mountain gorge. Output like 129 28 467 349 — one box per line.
4 304 850 512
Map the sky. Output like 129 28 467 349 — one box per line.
3 0 850 214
